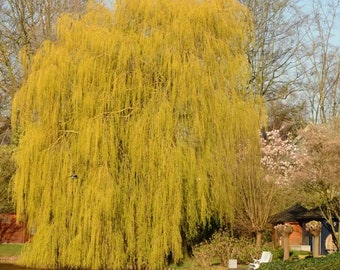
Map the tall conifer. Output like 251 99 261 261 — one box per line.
12 1 263 269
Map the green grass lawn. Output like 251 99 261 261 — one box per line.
0 244 23 257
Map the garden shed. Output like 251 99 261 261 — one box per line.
270 204 338 255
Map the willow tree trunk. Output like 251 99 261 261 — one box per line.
12 1 262 269
256 231 262 247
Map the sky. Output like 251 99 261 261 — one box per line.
298 0 340 48
331 20 340 47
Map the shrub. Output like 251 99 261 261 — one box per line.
192 230 262 266
192 241 215 267
260 242 284 260
261 252 340 270
209 230 237 266
233 239 262 264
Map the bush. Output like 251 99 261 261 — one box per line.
260 243 284 260
261 252 340 270
192 230 262 266
192 241 215 267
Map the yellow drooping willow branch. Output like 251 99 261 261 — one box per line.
12 1 263 269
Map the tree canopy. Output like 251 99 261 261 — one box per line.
12 1 264 269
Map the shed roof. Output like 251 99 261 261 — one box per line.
270 204 324 224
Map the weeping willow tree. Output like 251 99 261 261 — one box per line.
12 1 264 269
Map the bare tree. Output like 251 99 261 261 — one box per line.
267 99 307 137
299 0 340 123
241 0 306 101
0 0 88 143
235 130 301 247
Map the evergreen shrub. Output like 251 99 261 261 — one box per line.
261 252 340 270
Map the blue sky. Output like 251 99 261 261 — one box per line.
329 13 340 47
332 22 340 47
298 0 340 48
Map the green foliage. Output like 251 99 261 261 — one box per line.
11 1 263 269
271 247 284 260
289 250 312 260
0 145 15 213
261 253 340 270
192 230 261 266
